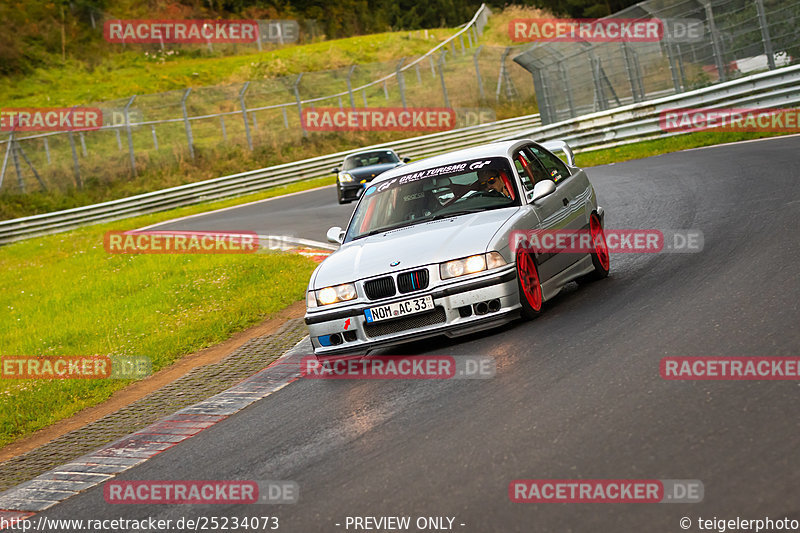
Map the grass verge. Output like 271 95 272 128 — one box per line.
0 185 326 448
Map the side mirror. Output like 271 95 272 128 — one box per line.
326 226 345 244
528 180 556 204
332 167 340 174
402 157 411 163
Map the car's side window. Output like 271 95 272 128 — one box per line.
513 150 548 192
528 145 571 183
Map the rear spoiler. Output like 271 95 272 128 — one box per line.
540 140 576 167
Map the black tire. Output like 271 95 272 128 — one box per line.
516 250 543 320
577 212 610 283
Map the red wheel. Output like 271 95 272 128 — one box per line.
517 251 542 319
579 212 610 282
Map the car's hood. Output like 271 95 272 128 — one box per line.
312 208 518 288
346 163 402 180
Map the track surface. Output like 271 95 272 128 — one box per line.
41 136 800 531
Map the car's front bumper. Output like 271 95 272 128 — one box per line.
305 265 520 356
339 183 366 201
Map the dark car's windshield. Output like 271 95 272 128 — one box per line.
342 150 400 171
344 157 519 242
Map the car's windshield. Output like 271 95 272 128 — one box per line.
344 157 518 242
342 150 400 171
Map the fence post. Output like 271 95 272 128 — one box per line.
115 129 122 151
429 56 436 78
459 34 465 54
474 45 485 100
467 29 473 48
181 89 195 159
754 0 776 70
621 42 642 102
11 136 24 192
702 0 727 82
664 41 682 92
415 63 421 84
293 74 307 138
558 62 576 118
124 96 137 177
383 80 389 100
438 50 450 108
238 83 253 150
79 131 88 156
281 108 288 129
151 125 158 150
362 88 368 107
15 142 46 191
396 58 407 108
589 52 608 111
67 131 82 189
0 134 11 189
43 137 51 165
346 65 357 108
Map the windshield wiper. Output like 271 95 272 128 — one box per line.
352 222 411 241
431 209 485 220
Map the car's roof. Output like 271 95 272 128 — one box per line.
371 140 526 185
343 148 398 159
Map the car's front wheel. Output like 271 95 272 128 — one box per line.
517 250 542 320
578 212 610 283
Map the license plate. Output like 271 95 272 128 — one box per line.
364 295 434 323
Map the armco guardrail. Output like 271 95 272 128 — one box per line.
1 64 798 245
508 64 800 152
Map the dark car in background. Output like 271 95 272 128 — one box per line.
334 149 409 204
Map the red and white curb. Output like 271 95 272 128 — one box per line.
0 337 312 526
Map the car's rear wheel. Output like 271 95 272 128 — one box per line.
517 250 542 319
578 212 610 282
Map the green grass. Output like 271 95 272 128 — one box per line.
0 30 456 108
0 194 323 447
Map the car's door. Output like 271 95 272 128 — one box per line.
526 143 594 269
511 148 572 281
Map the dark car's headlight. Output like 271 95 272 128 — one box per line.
338 172 354 183
309 283 357 307
440 252 507 280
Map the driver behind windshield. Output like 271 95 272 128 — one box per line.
475 168 512 199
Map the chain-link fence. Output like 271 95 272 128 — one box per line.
1 6 525 196
513 0 800 125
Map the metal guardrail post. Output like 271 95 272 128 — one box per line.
396 58 407 108
346 65 357 108
702 0 727 82
754 0 776 70
239 83 253 150
181 89 195 160
293 74 307 138
124 96 137 177
473 45 485 100
438 51 450 108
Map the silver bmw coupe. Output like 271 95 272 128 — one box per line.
305 139 609 356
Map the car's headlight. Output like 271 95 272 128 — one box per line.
439 252 507 280
315 283 357 306
338 173 354 183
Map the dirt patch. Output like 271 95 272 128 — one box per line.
0 301 306 463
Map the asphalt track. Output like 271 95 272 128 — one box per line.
38 136 800 531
